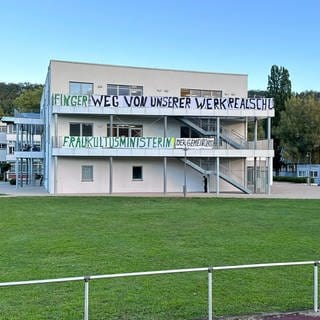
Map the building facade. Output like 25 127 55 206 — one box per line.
297 164 320 185
0 121 7 164
0 113 44 184
37 60 274 195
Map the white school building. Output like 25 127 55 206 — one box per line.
4 60 275 195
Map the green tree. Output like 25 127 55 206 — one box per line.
0 82 22 115
248 89 268 98
267 65 292 126
267 65 292 174
278 95 320 164
13 86 43 113
0 162 11 181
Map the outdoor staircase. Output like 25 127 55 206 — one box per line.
177 117 248 149
180 158 252 194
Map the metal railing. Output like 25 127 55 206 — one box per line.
1 261 319 320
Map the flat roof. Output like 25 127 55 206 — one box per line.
50 59 247 78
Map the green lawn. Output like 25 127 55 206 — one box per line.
1 197 320 319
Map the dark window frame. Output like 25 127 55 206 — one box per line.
132 166 143 180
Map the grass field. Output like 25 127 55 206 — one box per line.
1 196 320 319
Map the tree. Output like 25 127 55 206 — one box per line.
267 65 292 175
0 162 11 181
13 86 43 113
278 95 320 164
248 90 268 98
0 82 22 115
267 65 292 127
0 83 43 115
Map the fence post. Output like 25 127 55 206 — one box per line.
314 262 319 312
208 267 213 320
84 276 90 320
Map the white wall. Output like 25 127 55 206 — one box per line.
57 157 109 194
55 156 207 194
56 115 182 138
50 60 247 97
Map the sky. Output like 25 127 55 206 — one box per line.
0 0 319 92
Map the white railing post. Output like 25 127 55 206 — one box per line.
208 267 213 320
314 262 319 312
84 276 90 320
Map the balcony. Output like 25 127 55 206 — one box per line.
13 144 44 159
52 136 274 158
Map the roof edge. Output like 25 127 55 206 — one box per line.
49 59 248 78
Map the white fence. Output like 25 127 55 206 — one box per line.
1 260 319 320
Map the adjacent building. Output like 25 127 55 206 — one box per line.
0 112 44 183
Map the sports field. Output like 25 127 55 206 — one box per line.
1 197 320 319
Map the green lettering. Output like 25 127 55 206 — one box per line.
111 137 118 148
63 136 70 147
119 137 126 147
75 137 81 147
129 137 135 148
82 95 88 107
157 137 163 147
71 96 77 106
153 137 157 148
86 137 93 148
82 137 86 147
139 137 146 148
166 137 174 148
69 136 75 147
63 95 70 106
93 137 98 147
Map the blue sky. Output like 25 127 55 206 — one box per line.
1 0 319 92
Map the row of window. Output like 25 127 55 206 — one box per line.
0 124 42 135
69 123 216 138
69 83 143 96
181 88 222 98
298 170 319 178
69 82 222 97
69 123 143 137
82 165 142 181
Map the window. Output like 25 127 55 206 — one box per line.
69 82 93 95
8 162 15 173
310 171 318 178
132 166 142 180
7 124 16 134
82 165 93 182
107 84 143 96
107 124 142 137
0 143 6 149
298 171 306 177
180 126 200 138
181 88 222 97
70 123 93 136
0 125 6 133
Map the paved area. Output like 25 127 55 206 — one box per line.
0 181 320 198
0 181 49 196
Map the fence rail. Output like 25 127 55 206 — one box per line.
1 260 319 320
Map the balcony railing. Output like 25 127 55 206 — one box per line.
52 136 273 151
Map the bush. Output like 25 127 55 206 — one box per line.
273 176 314 183
9 178 16 185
